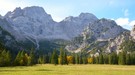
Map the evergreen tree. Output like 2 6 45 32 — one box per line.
82 55 87 64
95 56 99 64
38 56 42 64
92 56 96 64
46 53 51 63
59 47 64 65
0 50 11 66
126 53 131 65
99 53 104 64
5 51 11 66
38 55 45 64
109 52 118 64
29 48 35 65
51 50 58 65
103 54 109 64
19 50 25 66
14 51 21 66
130 52 135 65
14 50 30 66
63 52 68 65
72 53 75 64
75 54 79 64
0 50 6 66
23 53 29 66
118 51 126 65
79 52 83 64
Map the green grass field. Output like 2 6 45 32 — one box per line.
0 64 135 75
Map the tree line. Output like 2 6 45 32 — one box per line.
1 47 135 67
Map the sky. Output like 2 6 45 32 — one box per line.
0 0 135 30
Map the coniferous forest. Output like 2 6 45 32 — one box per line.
0 40 135 67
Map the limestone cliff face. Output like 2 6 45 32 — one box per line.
131 25 135 40
106 31 131 53
65 18 127 53
0 6 132 53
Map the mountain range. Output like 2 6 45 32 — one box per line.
0 6 134 54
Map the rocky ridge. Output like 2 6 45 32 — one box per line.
0 6 134 54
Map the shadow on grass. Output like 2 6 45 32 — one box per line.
36 69 53 71
0 69 53 72
0 70 28 72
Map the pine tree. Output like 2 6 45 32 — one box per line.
82 55 87 64
92 56 96 64
38 55 45 64
109 52 118 64
5 51 11 66
19 50 25 66
0 50 6 66
46 53 51 63
75 54 79 64
60 47 64 65
95 56 99 64
72 53 75 64
38 56 42 64
126 53 131 65
103 54 109 64
54 52 58 65
14 50 30 66
29 48 35 65
51 50 58 65
79 52 83 64
130 52 135 65
64 52 68 65
14 51 21 66
99 53 104 64
118 51 126 65
0 50 11 66
23 53 29 66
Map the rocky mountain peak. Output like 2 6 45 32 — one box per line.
4 6 53 22
82 18 126 41
3 6 58 42
79 13 98 20
98 18 117 26
63 13 98 22
0 6 131 53
60 13 98 39
63 16 74 21
23 6 52 20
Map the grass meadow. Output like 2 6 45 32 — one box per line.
0 64 135 75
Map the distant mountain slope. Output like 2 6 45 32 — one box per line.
0 6 133 54
0 18 36 53
65 18 128 53
4 6 98 40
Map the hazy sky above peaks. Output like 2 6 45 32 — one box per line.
0 0 135 30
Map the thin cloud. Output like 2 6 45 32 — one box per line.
124 9 129 17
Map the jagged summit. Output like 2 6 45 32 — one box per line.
3 6 101 40
5 6 53 22
63 13 98 22
59 13 98 39
0 6 129 52
79 13 98 20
